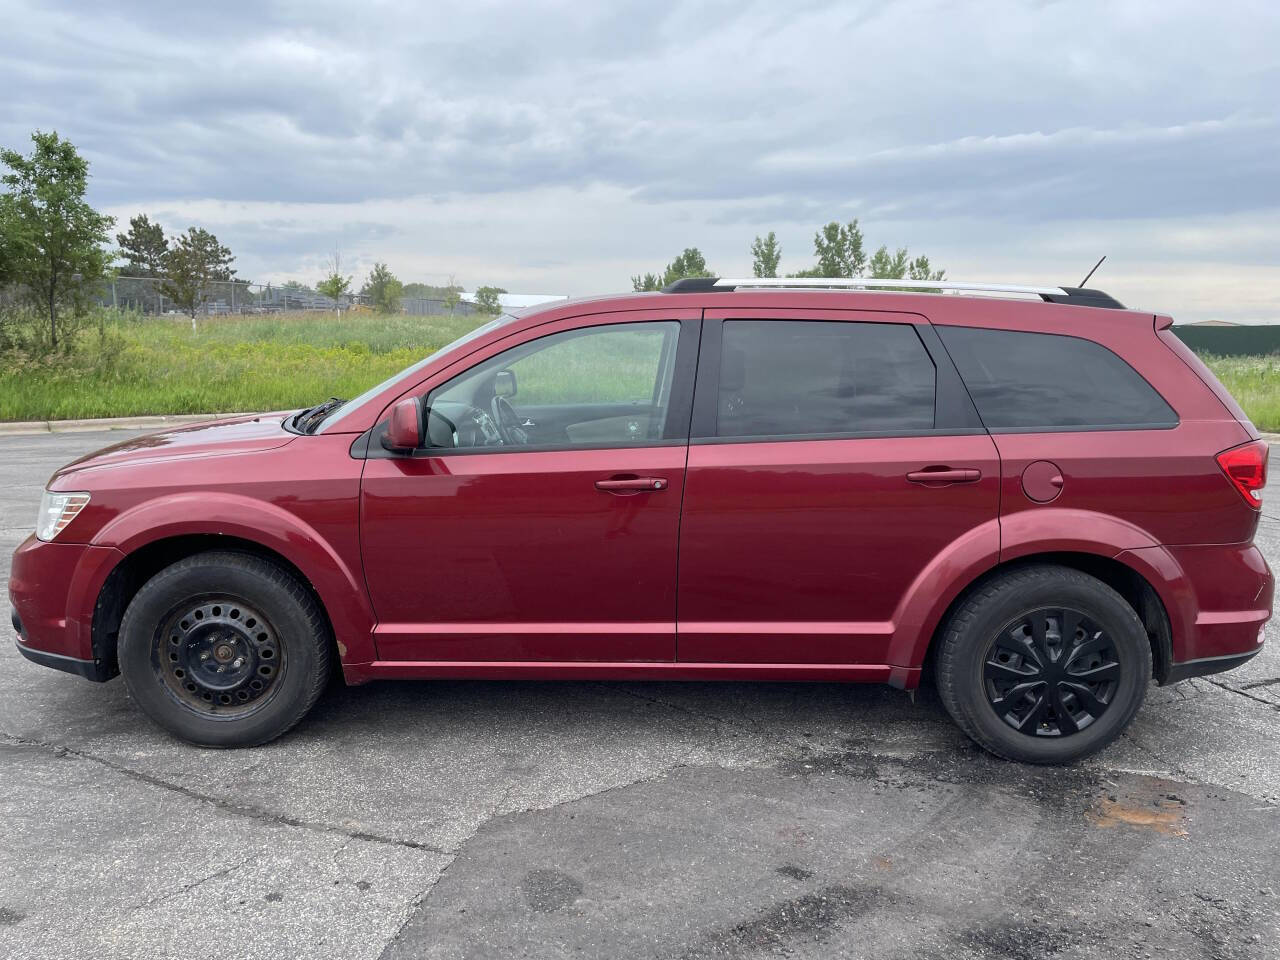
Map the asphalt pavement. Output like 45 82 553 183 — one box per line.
1 430 1277 960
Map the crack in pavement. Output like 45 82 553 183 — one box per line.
126 856 255 915
599 682 761 734
1239 676 1280 691
1201 677 1280 711
376 853 460 960
1117 732 1201 785
0 732 449 856
373 763 694 959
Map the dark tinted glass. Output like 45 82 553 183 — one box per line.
938 326 1176 430
717 320 935 438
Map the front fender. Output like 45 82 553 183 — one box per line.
92 492 376 664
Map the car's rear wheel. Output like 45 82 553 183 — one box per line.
935 565 1151 764
118 551 331 747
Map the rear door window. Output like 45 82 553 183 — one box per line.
937 326 1177 430
716 320 936 439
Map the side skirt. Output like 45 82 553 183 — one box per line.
342 660 919 687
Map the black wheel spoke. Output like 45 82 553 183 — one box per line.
984 658 1038 682
1064 634 1107 669
983 606 1121 740
1058 609 1081 655
1068 661 1120 683
1028 615 1050 667
1015 691 1050 732
1050 684 1079 734
991 680 1043 718
1061 681 1108 718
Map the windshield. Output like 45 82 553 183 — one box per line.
317 313 517 433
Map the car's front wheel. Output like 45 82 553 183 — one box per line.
118 551 331 747
935 565 1151 764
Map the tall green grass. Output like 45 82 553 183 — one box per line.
0 310 483 421
1199 353 1280 432
0 311 1275 431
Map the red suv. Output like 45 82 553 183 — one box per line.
10 279 1272 763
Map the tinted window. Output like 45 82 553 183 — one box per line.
717 320 935 438
938 326 1176 430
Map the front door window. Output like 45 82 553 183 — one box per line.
428 321 682 450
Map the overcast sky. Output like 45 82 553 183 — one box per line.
4 0 1278 321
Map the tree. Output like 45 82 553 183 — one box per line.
867 245 909 279
0 201 14 288
362 262 403 314
790 220 866 278
473 285 506 314
316 251 351 310
788 218 946 286
159 226 236 329
116 214 168 277
400 276 466 312
443 273 462 315
750 231 781 278
632 247 714 291
907 255 945 282
0 130 114 349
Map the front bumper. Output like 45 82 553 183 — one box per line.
8 534 123 681
14 631 112 681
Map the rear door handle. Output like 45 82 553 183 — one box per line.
595 476 668 494
906 467 981 485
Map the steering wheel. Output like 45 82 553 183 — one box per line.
490 395 528 445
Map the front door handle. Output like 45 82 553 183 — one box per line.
906 467 981 485
595 476 668 494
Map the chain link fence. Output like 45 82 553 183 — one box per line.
99 275 479 317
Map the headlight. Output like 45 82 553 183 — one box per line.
36 490 91 542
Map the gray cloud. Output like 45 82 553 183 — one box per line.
2 0 1279 319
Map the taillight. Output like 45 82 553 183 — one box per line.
1216 440 1268 509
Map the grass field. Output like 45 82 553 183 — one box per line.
0 311 479 422
0 311 1276 430
1199 352 1280 432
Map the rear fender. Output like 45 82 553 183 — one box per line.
885 518 1000 675
888 508 1176 679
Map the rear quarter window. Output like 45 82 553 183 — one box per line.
938 326 1177 430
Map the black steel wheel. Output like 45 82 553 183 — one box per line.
154 597 285 716
935 565 1151 764
982 608 1120 737
119 551 331 747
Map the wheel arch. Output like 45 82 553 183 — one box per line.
91 534 344 678
917 552 1174 687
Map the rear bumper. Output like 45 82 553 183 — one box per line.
8 534 123 680
1119 541 1272 673
1164 647 1263 684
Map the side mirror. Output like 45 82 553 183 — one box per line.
494 369 517 399
381 397 422 453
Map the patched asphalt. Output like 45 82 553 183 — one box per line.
1 430 1277 960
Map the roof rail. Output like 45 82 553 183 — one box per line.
660 276 1125 308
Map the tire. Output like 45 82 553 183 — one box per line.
118 551 331 747
935 565 1151 764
